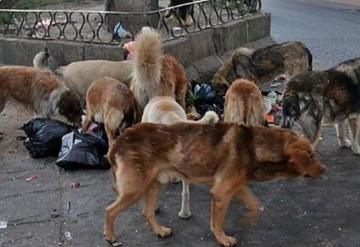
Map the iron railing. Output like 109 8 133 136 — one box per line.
0 0 262 45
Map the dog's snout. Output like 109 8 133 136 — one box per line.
306 162 325 178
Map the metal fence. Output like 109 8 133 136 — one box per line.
0 0 262 45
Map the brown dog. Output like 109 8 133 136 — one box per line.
0 66 82 125
131 29 188 111
224 79 265 126
33 47 134 106
82 77 140 146
105 122 325 246
212 42 313 89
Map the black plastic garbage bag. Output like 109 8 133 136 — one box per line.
187 82 225 118
21 118 73 158
193 83 217 104
56 128 110 170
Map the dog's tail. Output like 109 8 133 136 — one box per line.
194 111 219 125
132 29 163 108
304 46 313 71
33 47 50 70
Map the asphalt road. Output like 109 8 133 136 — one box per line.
263 0 360 69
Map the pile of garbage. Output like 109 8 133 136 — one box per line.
186 78 285 126
186 82 225 118
21 118 110 170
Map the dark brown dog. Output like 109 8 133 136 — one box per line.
105 122 325 246
212 42 312 89
0 66 82 125
224 79 265 126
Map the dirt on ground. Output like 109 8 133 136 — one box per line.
0 99 360 247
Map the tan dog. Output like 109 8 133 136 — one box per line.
224 79 265 126
0 66 82 125
82 77 140 146
212 42 312 89
131 29 188 111
105 123 325 246
141 96 219 219
33 47 133 105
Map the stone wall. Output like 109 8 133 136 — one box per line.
0 13 273 81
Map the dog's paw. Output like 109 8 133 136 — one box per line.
104 232 118 244
218 236 237 247
155 226 172 238
351 145 360 155
178 210 192 219
339 138 352 148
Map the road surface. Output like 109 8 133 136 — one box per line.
263 0 360 69
1 1 360 247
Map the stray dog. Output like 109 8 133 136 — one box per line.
82 77 140 146
105 123 325 246
212 42 313 89
165 0 194 27
142 96 219 219
33 47 133 105
0 66 82 125
131 28 188 111
224 79 265 126
281 58 360 155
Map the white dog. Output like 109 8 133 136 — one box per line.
142 96 219 219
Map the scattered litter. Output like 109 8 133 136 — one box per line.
172 27 183 35
338 227 342 231
25 176 38 182
51 209 60 218
66 201 71 212
200 237 204 241
35 18 51 29
69 182 80 188
112 241 122 247
113 22 132 39
64 231 72 240
0 221 7 229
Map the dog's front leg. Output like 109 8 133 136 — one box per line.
348 117 360 155
210 187 237 247
142 181 172 238
178 180 192 219
335 121 351 148
236 186 264 226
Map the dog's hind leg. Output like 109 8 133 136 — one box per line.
142 181 172 238
0 93 6 138
178 180 192 219
210 182 238 247
236 186 264 226
335 120 351 148
104 191 144 243
348 116 360 155
104 163 149 243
